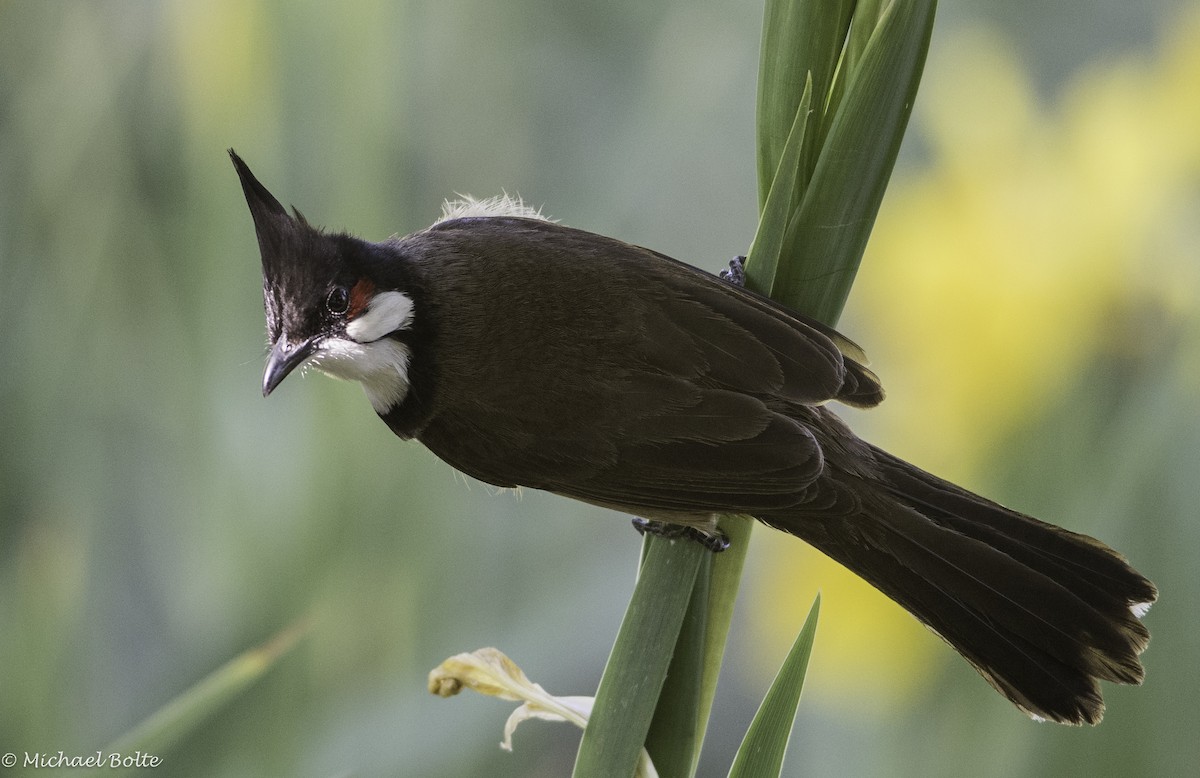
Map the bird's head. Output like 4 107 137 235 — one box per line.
230 150 414 413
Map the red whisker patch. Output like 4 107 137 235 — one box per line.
347 278 376 319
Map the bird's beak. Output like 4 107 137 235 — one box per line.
263 336 318 397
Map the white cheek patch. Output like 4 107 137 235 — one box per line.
347 291 414 343
311 336 411 414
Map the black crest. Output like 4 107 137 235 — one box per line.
229 150 342 344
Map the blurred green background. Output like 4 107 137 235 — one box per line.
1 1 1197 776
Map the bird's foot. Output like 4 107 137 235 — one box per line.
631 517 730 553
719 255 746 288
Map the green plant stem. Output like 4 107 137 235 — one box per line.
644 552 712 777
578 1 936 775
573 537 706 777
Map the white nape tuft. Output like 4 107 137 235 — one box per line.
310 336 411 414
346 291 414 344
436 193 552 223
1130 601 1153 618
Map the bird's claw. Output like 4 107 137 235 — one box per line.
631 517 730 553
718 256 746 288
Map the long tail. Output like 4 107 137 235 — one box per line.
762 446 1157 725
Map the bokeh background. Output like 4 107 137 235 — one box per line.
2 1 1197 776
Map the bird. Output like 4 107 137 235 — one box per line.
230 149 1156 725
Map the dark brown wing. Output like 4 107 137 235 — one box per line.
427 375 826 515
408 217 882 515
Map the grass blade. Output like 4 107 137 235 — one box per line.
727 594 821 778
104 620 308 768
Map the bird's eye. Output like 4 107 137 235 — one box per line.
326 286 350 315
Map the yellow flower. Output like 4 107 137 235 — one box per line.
858 16 1200 477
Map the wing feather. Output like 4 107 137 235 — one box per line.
410 217 880 515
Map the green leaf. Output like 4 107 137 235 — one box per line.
846 0 887 76
756 0 855 210
746 73 814 298
772 0 938 324
104 620 308 769
573 537 706 778
688 514 753 768
820 0 886 141
727 594 821 778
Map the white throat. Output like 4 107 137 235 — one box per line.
311 290 415 414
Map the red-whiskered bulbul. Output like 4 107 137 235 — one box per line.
231 150 1155 725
